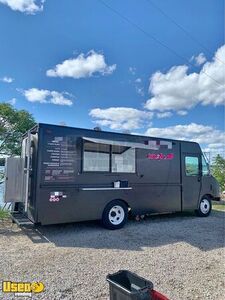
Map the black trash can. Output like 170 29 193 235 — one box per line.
106 270 154 300
120 180 129 188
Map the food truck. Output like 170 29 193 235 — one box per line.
4 123 220 229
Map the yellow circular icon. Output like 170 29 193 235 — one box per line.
31 282 45 293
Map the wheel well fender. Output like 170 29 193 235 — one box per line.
201 194 213 200
198 194 213 207
102 199 130 214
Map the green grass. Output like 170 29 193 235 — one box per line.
212 201 225 212
0 207 9 219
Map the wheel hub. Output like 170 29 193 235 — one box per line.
200 199 210 214
109 205 125 225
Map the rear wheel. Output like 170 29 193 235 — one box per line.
102 200 128 230
196 196 212 217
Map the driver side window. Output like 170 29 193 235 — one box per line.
185 156 199 176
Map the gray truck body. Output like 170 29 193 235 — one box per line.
4 123 220 225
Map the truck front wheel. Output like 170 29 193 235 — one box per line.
102 200 128 230
196 196 212 217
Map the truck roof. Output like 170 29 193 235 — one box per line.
31 122 200 146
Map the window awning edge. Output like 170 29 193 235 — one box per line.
82 137 157 149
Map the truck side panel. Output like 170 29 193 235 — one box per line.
34 124 184 225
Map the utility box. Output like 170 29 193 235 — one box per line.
4 157 24 203
107 270 153 300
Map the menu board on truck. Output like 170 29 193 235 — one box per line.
42 135 77 182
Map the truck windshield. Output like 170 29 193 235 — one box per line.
202 155 210 176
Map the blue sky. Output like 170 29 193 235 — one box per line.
0 0 224 156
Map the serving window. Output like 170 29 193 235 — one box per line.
112 145 135 173
83 141 136 173
83 142 110 172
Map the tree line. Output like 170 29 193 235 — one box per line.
0 103 35 183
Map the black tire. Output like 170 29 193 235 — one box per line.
101 200 128 230
196 195 212 217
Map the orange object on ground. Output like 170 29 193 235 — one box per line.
151 289 169 300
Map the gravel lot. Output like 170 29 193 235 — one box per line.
0 209 224 300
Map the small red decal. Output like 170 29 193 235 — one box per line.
147 153 174 160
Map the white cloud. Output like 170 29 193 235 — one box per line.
23 88 73 106
145 123 225 156
145 45 225 112
204 143 225 150
136 86 144 96
0 0 44 14
177 110 188 116
0 76 14 83
129 67 136 75
202 143 225 159
156 111 173 118
24 88 48 103
191 53 207 66
8 98 16 105
134 77 145 96
46 50 116 79
135 78 142 83
49 91 73 106
89 107 153 130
